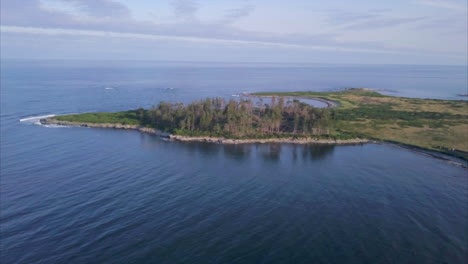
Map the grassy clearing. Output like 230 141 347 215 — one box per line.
55 111 141 125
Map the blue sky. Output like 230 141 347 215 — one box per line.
1 0 466 64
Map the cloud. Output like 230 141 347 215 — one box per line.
1 0 131 27
0 0 391 52
411 16 467 36
40 0 131 17
1 0 465 62
0 25 406 54
369 8 392 13
222 5 255 24
39 0 85 16
171 0 199 21
325 10 380 25
343 17 428 30
73 0 130 17
323 9 428 30
416 0 467 11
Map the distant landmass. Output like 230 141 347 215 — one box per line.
42 89 468 160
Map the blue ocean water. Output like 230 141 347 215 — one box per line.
1 60 467 263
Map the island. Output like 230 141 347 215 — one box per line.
41 89 468 160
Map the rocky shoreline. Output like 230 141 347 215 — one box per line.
40 118 170 137
41 118 369 145
168 135 369 144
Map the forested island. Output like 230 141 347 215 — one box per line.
42 89 468 160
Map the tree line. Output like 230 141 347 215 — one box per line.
137 97 334 138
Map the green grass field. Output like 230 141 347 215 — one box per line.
55 111 141 125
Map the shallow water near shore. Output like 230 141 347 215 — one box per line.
1 60 467 263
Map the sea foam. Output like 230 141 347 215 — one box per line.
19 114 56 122
19 114 63 126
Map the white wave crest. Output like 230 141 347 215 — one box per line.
19 114 55 122
19 114 61 126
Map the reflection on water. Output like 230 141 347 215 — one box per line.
141 133 340 163
301 144 336 160
223 144 252 160
182 141 222 157
256 143 283 161
136 132 342 163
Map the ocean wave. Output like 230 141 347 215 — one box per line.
19 114 56 122
19 114 70 127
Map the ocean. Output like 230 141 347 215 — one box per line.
1 59 467 263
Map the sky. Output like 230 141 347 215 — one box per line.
1 0 467 64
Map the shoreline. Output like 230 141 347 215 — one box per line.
168 135 369 145
41 118 368 145
40 118 467 167
377 142 467 168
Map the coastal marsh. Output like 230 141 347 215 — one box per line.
255 89 468 158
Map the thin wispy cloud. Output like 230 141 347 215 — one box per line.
324 9 428 30
343 17 428 30
38 0 131 18
221 5 256 24
171 0 199 22
416 0 467 11
0 25 404 54
325 10 380 26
